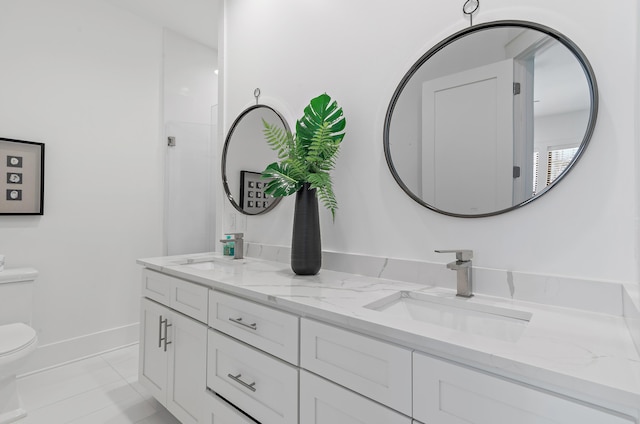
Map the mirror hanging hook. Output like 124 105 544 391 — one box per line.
463 0 479 27
254 88 261 105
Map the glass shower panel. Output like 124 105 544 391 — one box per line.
165 121 216 255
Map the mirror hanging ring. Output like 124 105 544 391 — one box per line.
463 0 479 26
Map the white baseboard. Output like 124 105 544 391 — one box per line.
21 322 139 375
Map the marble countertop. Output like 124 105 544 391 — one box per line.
138 253 640 412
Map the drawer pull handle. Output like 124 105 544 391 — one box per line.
229 317 257 330
227 373 257 392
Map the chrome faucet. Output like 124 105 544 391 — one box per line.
435 249 473 298
220 233 244 259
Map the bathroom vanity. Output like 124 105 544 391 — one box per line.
137 253 640 424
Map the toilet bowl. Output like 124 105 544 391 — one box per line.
0 323 38 424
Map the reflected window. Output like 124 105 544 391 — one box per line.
532 145 579 195
532 151 540 195
547 146 578 185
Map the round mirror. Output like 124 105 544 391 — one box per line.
384 20 598 217
222 105 290 215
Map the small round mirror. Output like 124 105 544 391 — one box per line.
222 105 290 215
384 20 598 217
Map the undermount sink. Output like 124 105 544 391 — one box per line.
170 255 245 271
182 261 218 271
365 291 532 342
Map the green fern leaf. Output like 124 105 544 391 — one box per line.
262 119 291 159
260 93 346 218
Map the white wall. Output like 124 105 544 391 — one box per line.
222 0 639 284
164 29 218 125
0 0 164 367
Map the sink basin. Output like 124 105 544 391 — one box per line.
169 255 245 271
183 261 218 271
365 291 532 342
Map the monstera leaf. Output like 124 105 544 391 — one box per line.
261 93 346 220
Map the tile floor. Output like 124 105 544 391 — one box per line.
16 344 180 424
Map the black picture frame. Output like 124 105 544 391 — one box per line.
240 170 274 214
0 137 45 215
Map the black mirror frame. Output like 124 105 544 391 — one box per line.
221 104 290 215
383 20 599 218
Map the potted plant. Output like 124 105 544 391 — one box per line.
261 93 346 275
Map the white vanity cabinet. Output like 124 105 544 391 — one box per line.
137 262 639 424
412 352 635 424
139 270 208 424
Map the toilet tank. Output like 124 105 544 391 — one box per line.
0 268 38 326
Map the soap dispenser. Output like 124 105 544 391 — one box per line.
223 235 234 256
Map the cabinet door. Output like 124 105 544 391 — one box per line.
299 370 412 424
139 298 169 402
166 309 208 424
203 390 258 424
413 352 635 424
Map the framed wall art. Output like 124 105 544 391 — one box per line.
0 137 45 215
240 170 275 214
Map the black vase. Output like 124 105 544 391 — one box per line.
291 183 321 275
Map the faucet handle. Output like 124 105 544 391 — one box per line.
225 232 244 239
435 249 473 261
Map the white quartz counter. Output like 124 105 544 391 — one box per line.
137 253 640 414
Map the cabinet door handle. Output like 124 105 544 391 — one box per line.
228 317 257 330
158 315 163 348
160 317 172 351
163 320 172 352
227 373 256 392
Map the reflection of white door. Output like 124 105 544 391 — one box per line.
422 59 514 214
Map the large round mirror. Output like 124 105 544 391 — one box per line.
384 20 598 217
222 105 290 215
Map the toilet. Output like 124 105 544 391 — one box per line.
0 268 38 424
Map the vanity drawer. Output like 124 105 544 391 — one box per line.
207 330 298 424
203 389 258 424
142 269 208 323
300 318 412 415
208 290 299 364
300 370 411 424
413 352 635 424
141 268 172 305
170 277 208 322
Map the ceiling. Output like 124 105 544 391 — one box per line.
105 0 220 49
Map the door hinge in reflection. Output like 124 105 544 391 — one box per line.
513 166 521 178
167 136 176 147
513 82 521 95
